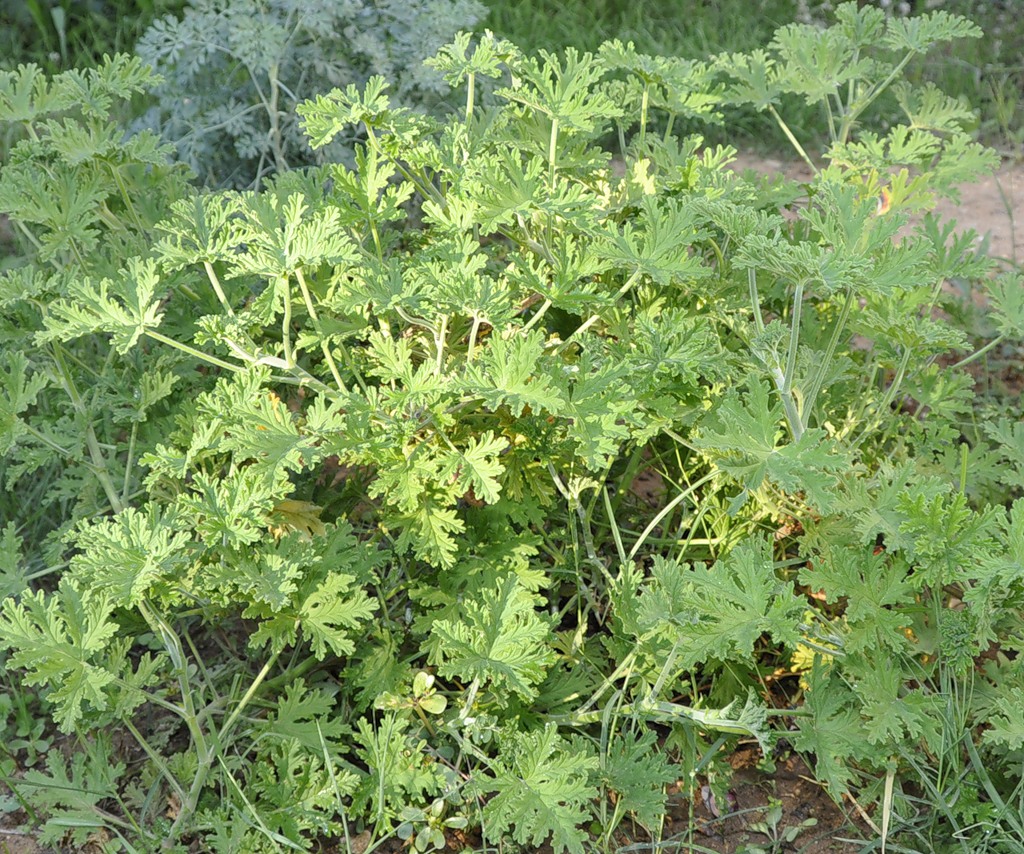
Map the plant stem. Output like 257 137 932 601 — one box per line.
295 266 346 391
767 104 817 174
639 84 649 149
951 334 1005 370
280 274 295 367
783 280 804 397
748 268 766 335
839 52 916 144
50 343 124 513
560 269 641 349
628 469 719 562
467 314 483 361
521 298 553 332
217 655 278 744
144 329 244 373
548 116 559 189
802 287 855 429
203 261 235 317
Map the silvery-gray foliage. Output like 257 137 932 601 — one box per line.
135 0 485 187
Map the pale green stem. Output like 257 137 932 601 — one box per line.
802 287 855 429
138 601 214 841
51 343 124 513
560 269 642 349
854 346 912 446
639 84 649 149
574 650 638 719
368 215 384 261
465 71 475 125
280 275 295 367
123 718 187 803
601 487 627 569
458 677 480 724
144 329 245 373
548 116 559 189
951 334 1005 370
664 113 676 142
559 694 796 731
435 314 448 375
217 655 278 745
749 268 804 440
363 123 446 211
467 315 483 361
267 62 288 174
856 270 946 444
783 280 804 397
767 104 817 175
628 469 719 562
109 162 144 233
120 421 138 507
203 261 235 317
748 268 766 335
755 275 805 443
839 52 916 144
779 386 804 443
14 219 43 252
295 266 346 391
21 422 73 457
521 298 553 332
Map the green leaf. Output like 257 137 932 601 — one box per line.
790 662 867 796
263 679 348 750
596 197 710 286
461 329 565 417
636 540 803 669
479 725 597 854
496 46 621 134
893 81 977 135
715 49 780 111
0 522 29 599
394 499 464 569
883 10 981 54
0 351 48 455
352 712 443 821
448 430 508 505
798 545 913 654
204 533 314 613
430 574 554 701
0 582 119 732
176 468 278 548
197 370 322 484
299 572 377 660
601 729 676 829
981 687 1024 751
695 379 848 511
896 491 1001 590
559 353 636 470
298 76 394 149
0 63 76 123
770 21 869 105
70 507 190 606
426 31 520 86
986 273 1024 340
38 257 165 353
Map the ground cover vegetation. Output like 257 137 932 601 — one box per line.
1 1 1023 852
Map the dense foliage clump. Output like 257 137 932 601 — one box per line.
1 4 1023 851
